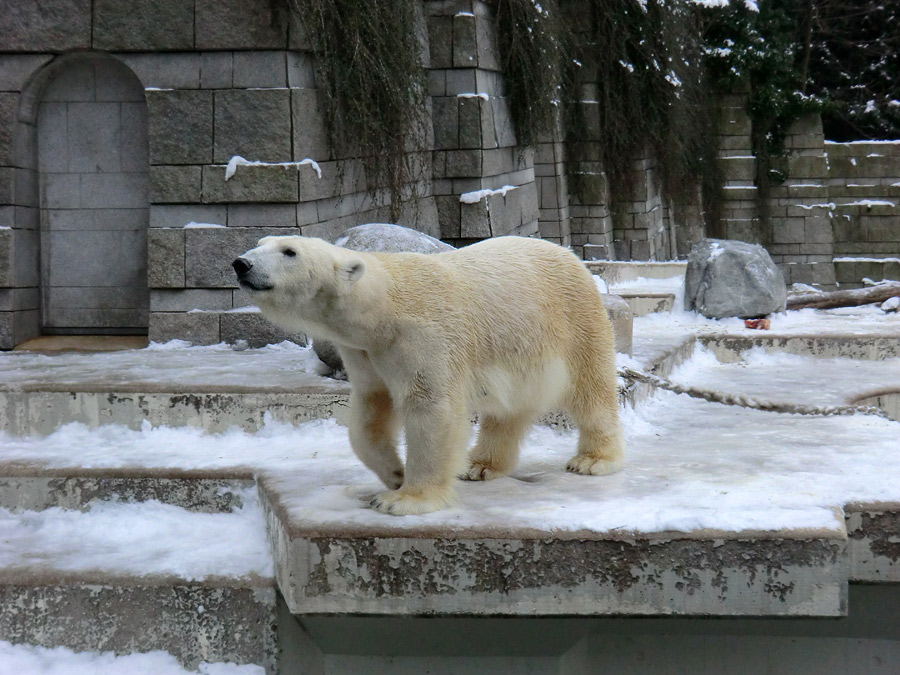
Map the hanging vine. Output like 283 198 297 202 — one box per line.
280 0 429 220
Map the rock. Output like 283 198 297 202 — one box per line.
333 223 455 254
882 296 900 313
684 239 786 319
314 224 455 375
600 294 633 356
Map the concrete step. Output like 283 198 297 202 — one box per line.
0 477 278 673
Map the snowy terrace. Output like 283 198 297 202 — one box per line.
0 269 899 670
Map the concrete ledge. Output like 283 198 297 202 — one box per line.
0 578 277 673
0 389 351 435
263 474 847 617
846 503 900 583
699 334 900 361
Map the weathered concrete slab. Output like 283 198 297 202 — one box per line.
0 476 253 513
700 334 900 362
846 503 900 583
262 477 847 617
0 388 350 435
0 576 277 673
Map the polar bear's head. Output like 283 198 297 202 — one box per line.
232 236 366 309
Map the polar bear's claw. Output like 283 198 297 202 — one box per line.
566 455 624 476
461 462 501 481
370 488 453 516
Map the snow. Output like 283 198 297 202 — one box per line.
833 257 900 263
459 185 518 204
457 93 489 101
608 275 685 296
1 305 899 537
0 341 339 392
183 222 225 229
0 486 272 581
0 641 264 675
224 156 322 181
883 296 900 312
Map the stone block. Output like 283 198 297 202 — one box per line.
804 217 834 245
150 165 202 204
0 55 54 92
299 217 356 242
445 150 482 177
773 218 806 244
117 53 201 90
150 204 226 228
0 0 90 51
432 98 459 150
184 226 296 287
147 90 213 165
195 0 287 50
0 228 13 286
457 98 484 149
428 17 453 69
150 289 233 312
460 201 490 239
286 52 315 88
220 311 306 348
214 89 291 163
453 14 478 68
93 0 193 50
201 164 299 203
445 70 476 96
149 311 220 345
435 195 461 239
812 262 837 287
227 203 298 228
475 14 499 71
147 228 185 288
291 89 331 161
200 52 233 89
0 93 16 166
80 173 148 209
233 51 288 88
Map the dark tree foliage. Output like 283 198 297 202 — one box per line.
497 0 720 223
803 0 900 141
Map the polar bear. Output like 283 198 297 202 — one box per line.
233 235 624 515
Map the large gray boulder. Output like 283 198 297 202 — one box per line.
333 223 454 254
685 239 786 319
314 224 455 375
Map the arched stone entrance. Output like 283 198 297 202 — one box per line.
36 55 149 334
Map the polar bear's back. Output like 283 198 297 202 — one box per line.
376 236 609 369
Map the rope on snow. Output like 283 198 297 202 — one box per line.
616 366 889 419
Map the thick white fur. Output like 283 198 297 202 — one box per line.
236 235 625 515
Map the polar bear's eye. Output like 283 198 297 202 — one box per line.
283 248 297 257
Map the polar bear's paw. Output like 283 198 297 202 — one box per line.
566 455 624 476
370 487 455 516
460 462 503 481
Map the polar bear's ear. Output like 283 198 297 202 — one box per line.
338 258 366 284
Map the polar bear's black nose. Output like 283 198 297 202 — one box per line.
232 258 252 277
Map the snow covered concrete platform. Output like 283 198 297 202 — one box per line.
0 305 898 635
0 479 278 672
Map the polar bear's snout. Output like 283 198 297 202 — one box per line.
232 256 273 291
232 257 252 277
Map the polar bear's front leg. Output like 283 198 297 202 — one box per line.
370 395 469 515
349 388 405 489
343 348 404 489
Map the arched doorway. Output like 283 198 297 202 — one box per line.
37 55 149 335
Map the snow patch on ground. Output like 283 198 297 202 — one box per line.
0 641 264 675
0 486 273 581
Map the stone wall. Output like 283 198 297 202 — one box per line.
715 91 900 290
0 0 544 348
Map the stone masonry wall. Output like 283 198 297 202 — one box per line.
715 92 900 290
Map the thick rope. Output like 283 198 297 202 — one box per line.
617 366 889 419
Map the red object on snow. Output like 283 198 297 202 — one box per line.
744 318 771 330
